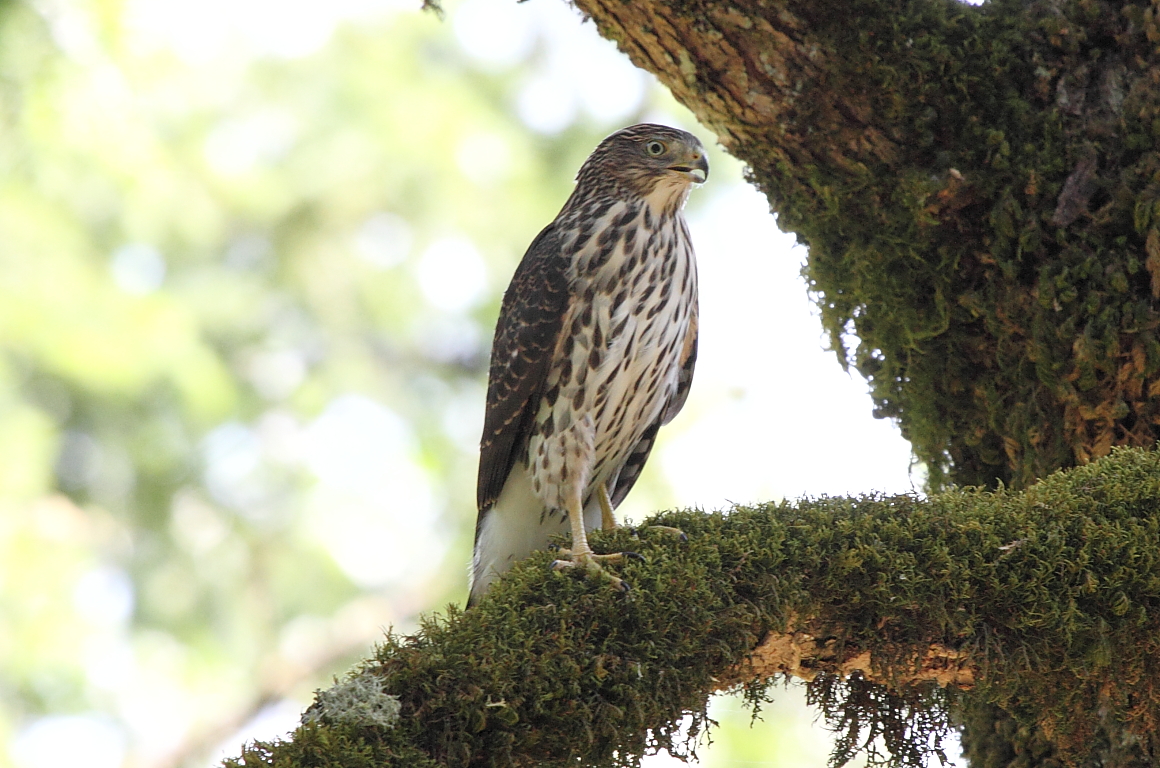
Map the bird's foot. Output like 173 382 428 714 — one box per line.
550 549 643 593
630 524 688 543
552 548 645 564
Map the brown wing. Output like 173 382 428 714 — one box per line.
608 302 698 507
476 225 571 517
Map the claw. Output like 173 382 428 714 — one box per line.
550 550 634 593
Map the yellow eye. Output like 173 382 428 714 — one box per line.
645 140 666 156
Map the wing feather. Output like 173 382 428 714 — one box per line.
476 226 571 518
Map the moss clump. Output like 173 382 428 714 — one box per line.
730 0 1160 490
226 448 1160 767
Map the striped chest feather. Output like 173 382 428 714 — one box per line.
525 199 697 507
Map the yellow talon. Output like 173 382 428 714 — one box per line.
550 550 632 592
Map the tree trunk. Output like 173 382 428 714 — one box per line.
569 0 1160 764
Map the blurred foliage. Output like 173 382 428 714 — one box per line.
0 0 717 763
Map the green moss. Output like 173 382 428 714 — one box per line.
226 447 1160 767
726 0 1160 491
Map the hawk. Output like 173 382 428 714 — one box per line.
468 124 708 606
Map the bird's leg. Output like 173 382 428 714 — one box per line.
551 485 644 591
551 493 629 591
598 482 617 530
547 420 641 590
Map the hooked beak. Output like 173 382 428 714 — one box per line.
668 150 709 184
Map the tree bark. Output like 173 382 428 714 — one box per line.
564 1 1160 763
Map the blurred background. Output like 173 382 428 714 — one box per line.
0 0 957 764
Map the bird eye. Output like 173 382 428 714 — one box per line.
645 140 666 156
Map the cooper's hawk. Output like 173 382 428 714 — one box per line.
468 124 707 606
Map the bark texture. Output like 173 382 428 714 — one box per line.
564 1 1160 763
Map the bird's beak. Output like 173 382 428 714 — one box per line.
668 149 709 184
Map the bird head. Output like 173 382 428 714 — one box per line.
576 124 709 206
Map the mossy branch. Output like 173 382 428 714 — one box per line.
226 448 1160 768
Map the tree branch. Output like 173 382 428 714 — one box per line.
580 0 914 204
718 623 976 692
226 447 1160 768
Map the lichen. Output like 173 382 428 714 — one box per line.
303 672 402 729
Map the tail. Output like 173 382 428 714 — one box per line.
467 466 546 606
466 465 602 606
